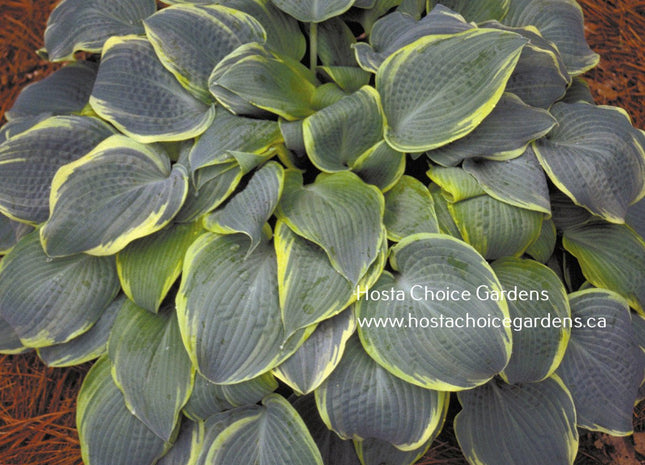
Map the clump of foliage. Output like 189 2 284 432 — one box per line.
1 0 644 464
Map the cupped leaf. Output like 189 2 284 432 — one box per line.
209 43 317 120
316 336 448 450
275 220 386 335
426 93 556 166
0 214 33 255
6 61 97 120
90 36 215 143
303 86 383 172
428 0 509 22
626 197 645 240
44 0 156 61
561 76 595 104
383 175 439 241
502 0 599 75
0 115 115 224
318 17 358 66
492 257 570 383
117 222 204 313
38 295 125 367
351 141 405 192
175 162 244 223
271 0 355 22
377 28 527 152
189 108 282 172
455 376 578 465
316 66 371 93
447 193 544 260
356 234 511 390
429 183 462 238
563 221 645 313
353 7 473 73
525 218 557 263
462 145 551 214
0 231 119 348
108 300 194 441
77 356 167 465
556 289 645 435
550 190 592 232
426 166 484 203
144 4 266 102
533 102 645 223
206 394 324 465
177 233 308 383
0 114 52 143
293 394 361 465
274 308 356 395
355 437 433 465
184 371 278 420
226 0 306 60
41 135 188 257
480 21 570 108
204 161 284 253
277 171 385 284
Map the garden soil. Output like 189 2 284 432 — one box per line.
0 1 643 464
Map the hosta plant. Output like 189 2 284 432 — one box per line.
1 0 644 464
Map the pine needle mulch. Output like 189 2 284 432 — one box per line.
0 1 643 465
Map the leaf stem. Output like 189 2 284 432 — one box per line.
309 22 318 72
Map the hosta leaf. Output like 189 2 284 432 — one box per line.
503 0 599 75
626 198 645 239
41 136 188 257
356 234 511 390
271 0 355 22
455 376 578 465
207 394 324 465
0 114 52 143
38 295 125 367
563 221 645 313
0 231 119 348
426 166 485 202
351 141 405 192
429 184 462 238
534 103 645 223
561 77 595 104
383 175 439 241
428 0 509 22
0 316 28 354
204 161 284 253
426 93 556 166
462 145 551 214
184 371 278 420
352 7 472 73
447 193 544 259
277 171 384 284
77 357 167 465
44 0 156 61
209 44 317 121
303 86 383 172
274 309 356 395
225 0 306 60
144 4 266 102
525 218 557 263
189 108 282 172
90 36 215 143
316 336 448 450
355 438 432 465
492 258 570 383
6 61 97 120
316 66 371 93
318 17 357 66
177 233 308 383
275 221 386 335
0 214 33 255
108 300 194 441
377 29 527 152
0 115 115 224
556 290 645 434
117 222 204 313
550 191 592 232
293 394 361 465
481 21 570 108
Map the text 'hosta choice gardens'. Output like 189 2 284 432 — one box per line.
0 0 644 464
